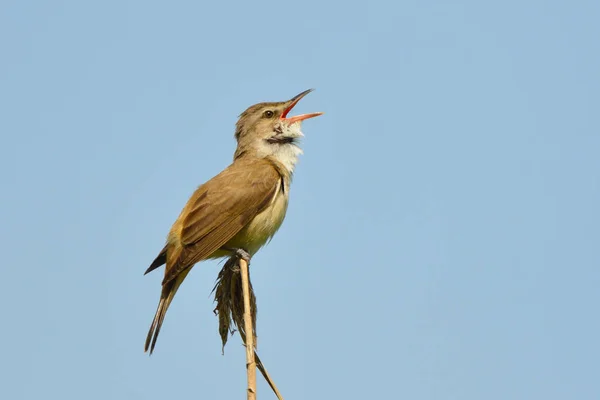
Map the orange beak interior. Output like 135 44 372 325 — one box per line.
280 89 324 124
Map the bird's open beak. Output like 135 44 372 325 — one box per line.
281 89 324 124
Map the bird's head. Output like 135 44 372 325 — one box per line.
234 89 323 171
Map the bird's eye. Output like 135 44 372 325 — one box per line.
263 110 274 118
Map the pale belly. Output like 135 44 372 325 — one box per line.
223 190 289 256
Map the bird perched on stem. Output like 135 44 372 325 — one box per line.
144 89 323 354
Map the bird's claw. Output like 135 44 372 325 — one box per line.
234 248 251 264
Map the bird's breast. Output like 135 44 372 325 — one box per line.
227 184 289 255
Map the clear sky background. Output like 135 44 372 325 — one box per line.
1 1 599 399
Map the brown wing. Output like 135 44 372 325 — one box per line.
144 245 167 275
161 158 281 285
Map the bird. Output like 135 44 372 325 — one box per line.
144 89 323 354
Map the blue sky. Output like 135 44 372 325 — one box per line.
1 0 599 399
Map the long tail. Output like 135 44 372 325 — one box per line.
145 268 190 354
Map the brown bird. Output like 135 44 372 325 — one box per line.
144 89 323 354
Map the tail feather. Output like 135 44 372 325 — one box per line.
145 269 190 354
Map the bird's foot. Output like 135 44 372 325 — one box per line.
221 247 252 266
234 248 251 264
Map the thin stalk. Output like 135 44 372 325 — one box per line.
240 257 256 400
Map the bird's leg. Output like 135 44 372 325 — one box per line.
221 247 252 265
234 248 252 264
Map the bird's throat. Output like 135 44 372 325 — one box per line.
271 143 302 173
266 136 296 145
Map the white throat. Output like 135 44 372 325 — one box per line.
258 121 305 173
272 143 303 173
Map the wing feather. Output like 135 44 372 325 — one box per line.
161 158 280 285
